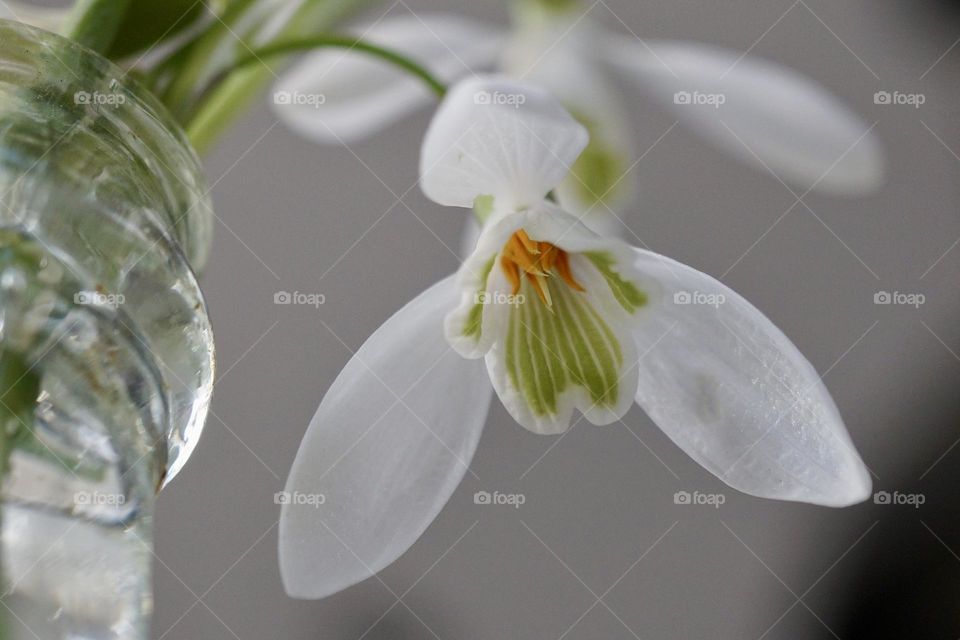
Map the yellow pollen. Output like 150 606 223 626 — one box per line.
500 230 585 307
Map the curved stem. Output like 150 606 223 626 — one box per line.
223 36 447 98
181 0 377 155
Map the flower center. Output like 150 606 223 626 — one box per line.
500 230 584 307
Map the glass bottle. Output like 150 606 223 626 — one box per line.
0 20 215 639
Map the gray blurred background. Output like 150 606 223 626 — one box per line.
156 0 960 638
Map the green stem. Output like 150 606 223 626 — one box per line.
225 36 447 97
181 0 376 155
187 34 446 153
159 0 260 120
0 350 39 639
62 0 132 54
0 352 37 474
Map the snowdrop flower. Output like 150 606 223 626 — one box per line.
279 76 871 599
273 0 883 223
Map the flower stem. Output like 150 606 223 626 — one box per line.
181 0 376 155
158 0 260 121
223 36 448 97
0 350 39 639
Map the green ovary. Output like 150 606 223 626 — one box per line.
504 277 623 417
530 0 581 12
567 112 626 208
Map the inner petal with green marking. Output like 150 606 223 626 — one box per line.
491 229 645 425
505 275 624 417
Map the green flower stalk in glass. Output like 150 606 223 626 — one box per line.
0 0 431 637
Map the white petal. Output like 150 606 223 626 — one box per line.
280 276 493 599
604 36 883 194
0 3 64 30
420 75 588 210
444 243 509 360
273 14 502 143
631 249 871 506
502 21 636 217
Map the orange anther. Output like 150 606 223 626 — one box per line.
498 230 584 308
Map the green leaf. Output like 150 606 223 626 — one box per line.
106 0 210 59
62 0 132 55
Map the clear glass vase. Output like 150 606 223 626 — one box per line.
0 20 215 639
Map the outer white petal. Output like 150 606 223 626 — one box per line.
273 14 502 143
604 36 883 194
420 75 588 210
630 249 871 507
280 276 493 599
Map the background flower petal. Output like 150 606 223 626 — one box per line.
502 21 636 222
273 14 501 143
604 36 883 195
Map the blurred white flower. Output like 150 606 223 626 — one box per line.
0 3 65 31
273 0 883 225
278 76 872 600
